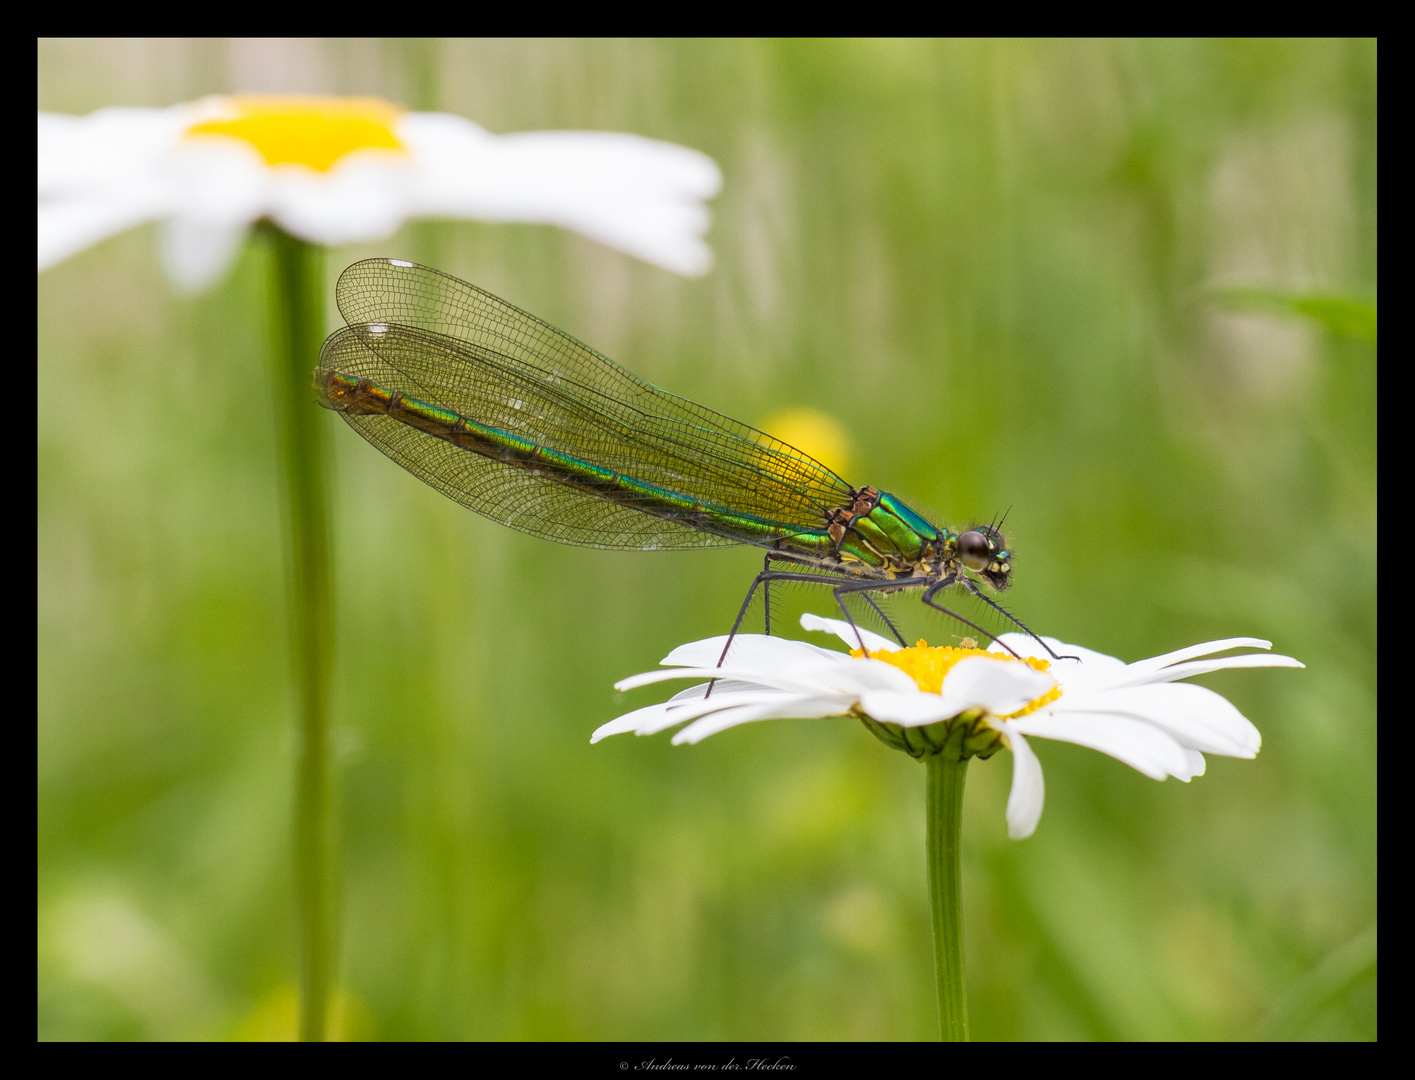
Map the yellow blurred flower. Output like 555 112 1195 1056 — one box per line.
759 406 856 479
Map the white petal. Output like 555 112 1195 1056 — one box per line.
1060 683 1261 758
157 219 247 292
617 631 918 699
590 701 677 742
657 689 823 729
160 138 268 224
800 613 901 653
595 687 761 740
38 105 257 275
857 689 950 725
38 200 158 271
1183 749 1207 779
401 114 721 276
611 663 812 695
791 656 921 697
265 158 412 244
673 696 840 744
1008 710 1197 780
614 665 768 692
854 658 1056 728
38 106 188 196
660 633 845 671
615 653 912 702
998 726 1045 839
991 632 1123 669
1127 637 1274 673
943 656 1057 716
666 680 754 701
1109 652 1304 690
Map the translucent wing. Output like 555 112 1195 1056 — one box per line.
320 259 856 550
321 326 729 549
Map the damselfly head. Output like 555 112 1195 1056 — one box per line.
957 524 1012 591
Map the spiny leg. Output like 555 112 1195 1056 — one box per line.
957 577 1076 661
920 576 1023 659
761 551 808 637
860 590 907 647
709 566 779 695
830 584 870 652
725 567 878 657
830 578 915 652
762 556 772 635
760 568 909 649
710 566 863 696
757 551 871 639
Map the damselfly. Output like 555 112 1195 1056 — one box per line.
315 259 1055 660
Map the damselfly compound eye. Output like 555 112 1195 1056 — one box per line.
957 530 993 572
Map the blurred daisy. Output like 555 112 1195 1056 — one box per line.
595 614 1302 839
38 95 722 289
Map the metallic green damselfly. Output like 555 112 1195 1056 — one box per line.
315 259 1051 658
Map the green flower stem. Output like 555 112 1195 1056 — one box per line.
263 225 335 1042
925 753 969 1041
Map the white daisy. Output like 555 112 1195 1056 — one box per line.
594 614 1303 839
38 95 722 289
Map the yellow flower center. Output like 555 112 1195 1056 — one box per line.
185 95 406 172
853 640 1061 718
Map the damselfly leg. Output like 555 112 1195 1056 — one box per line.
923 576 1074 662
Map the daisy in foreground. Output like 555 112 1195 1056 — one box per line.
39 95 721 288
596 614 1303 839
38 93 719 1042
597 614 1301 1039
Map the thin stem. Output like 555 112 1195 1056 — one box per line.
926 753 969 1041
262 224 335 1042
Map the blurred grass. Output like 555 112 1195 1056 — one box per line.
38 38 1376 1041
1211 287 1377 345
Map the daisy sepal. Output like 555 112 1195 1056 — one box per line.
854 659 1053 763
860 707 1009 763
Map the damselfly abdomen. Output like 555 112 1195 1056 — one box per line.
315 259 1047 656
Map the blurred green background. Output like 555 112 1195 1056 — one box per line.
38 39 1376 1041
